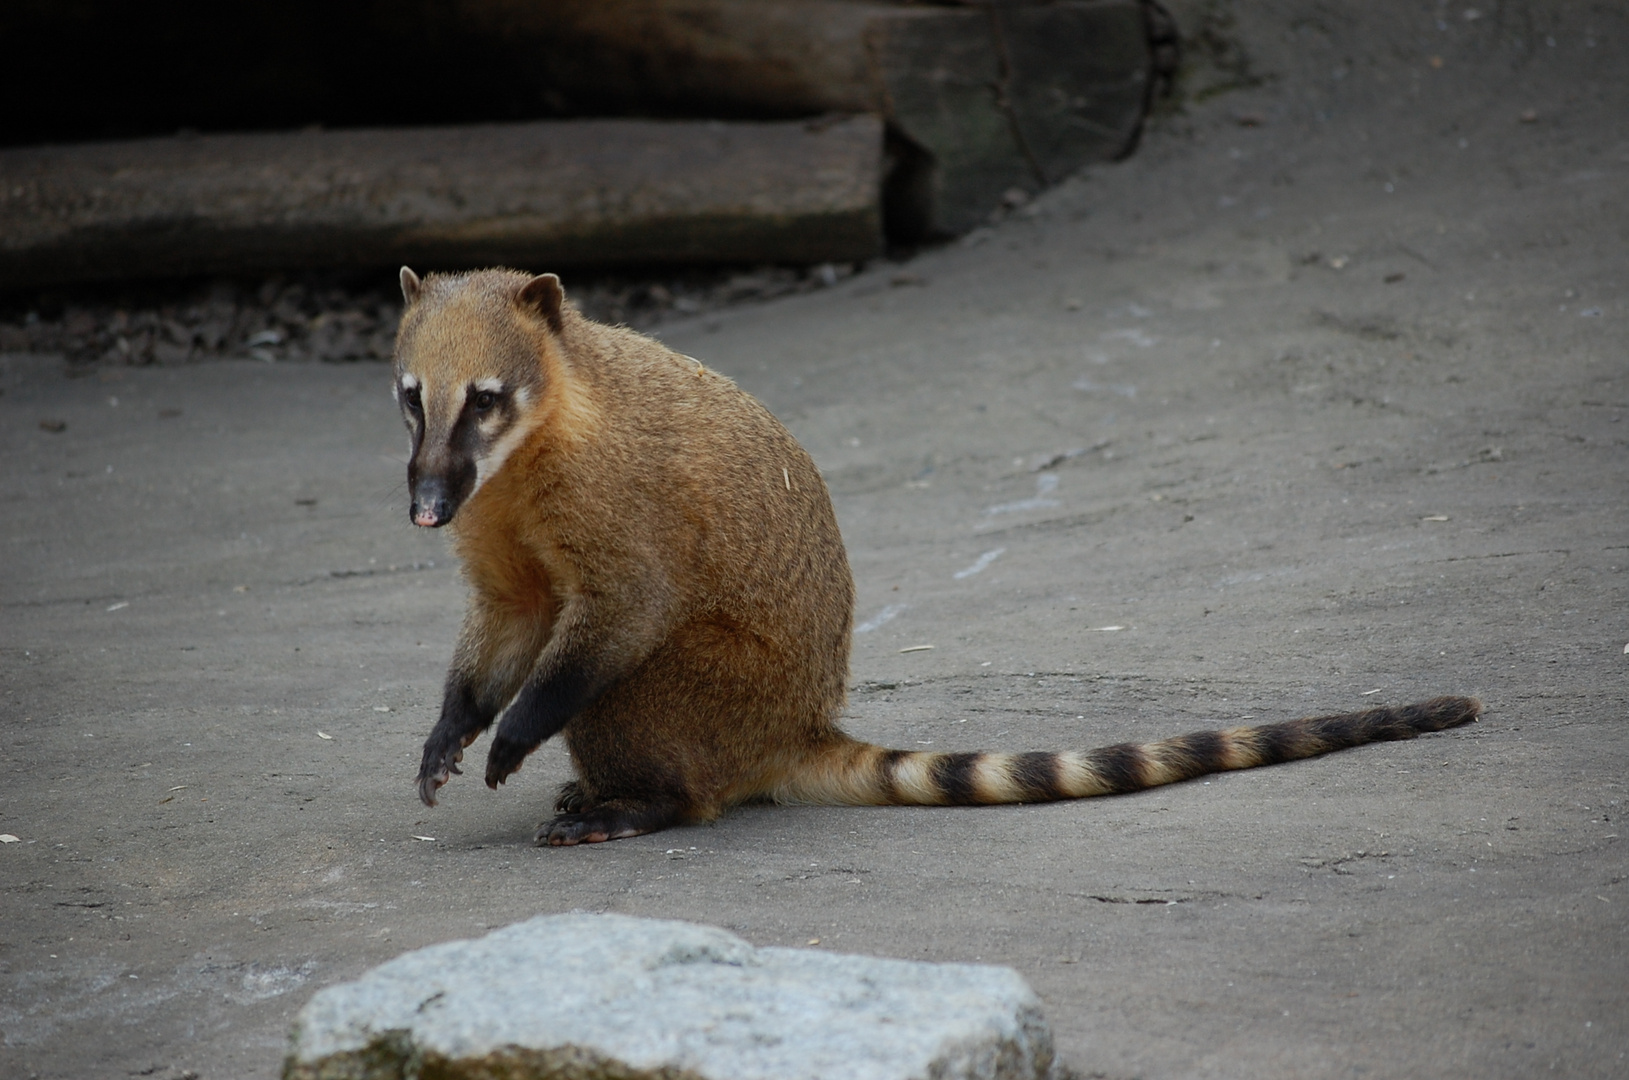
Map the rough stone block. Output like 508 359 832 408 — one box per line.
283 913 1055 1080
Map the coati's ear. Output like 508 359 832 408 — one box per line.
399 266 422 306
518 272 565 332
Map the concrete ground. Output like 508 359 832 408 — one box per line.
2 3 1625 1077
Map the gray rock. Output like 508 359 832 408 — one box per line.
283 913 1055 1080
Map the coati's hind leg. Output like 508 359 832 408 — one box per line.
537 748 699 846
538 708 698 846
537 620 804 845
536 796 685 846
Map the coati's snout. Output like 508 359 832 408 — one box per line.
408 467 472 528
397 375 480 528
405 419 477 528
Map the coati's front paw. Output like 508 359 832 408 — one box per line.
416 740 465 807
484 734 533 789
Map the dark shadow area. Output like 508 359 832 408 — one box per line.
1 2 584 149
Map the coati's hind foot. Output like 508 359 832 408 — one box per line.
535 797 683 846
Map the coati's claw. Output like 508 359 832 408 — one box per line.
417 742 465 806
485 735 532 789
553 780 588 813
417 770 447 807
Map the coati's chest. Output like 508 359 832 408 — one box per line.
450 461 564 629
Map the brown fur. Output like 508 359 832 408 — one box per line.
394 268 1480 846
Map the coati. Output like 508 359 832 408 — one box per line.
394 267 1480 846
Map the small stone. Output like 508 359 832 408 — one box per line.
283 913 1055 1080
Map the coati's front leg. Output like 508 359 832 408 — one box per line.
483 593 669 790
417 597 550 806
482 661 596 787
416 676 498 806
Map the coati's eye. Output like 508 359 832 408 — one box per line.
401 384 422 412
472 389 499 411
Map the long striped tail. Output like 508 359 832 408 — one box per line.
774 696 1481 807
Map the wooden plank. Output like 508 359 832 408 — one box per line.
0 116 884 289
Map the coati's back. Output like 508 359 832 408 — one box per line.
396 268 1478 847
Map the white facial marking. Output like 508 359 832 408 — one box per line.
470 378 509 461
473 411 542 492
400 373 420 391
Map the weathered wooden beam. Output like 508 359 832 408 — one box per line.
474 0 1157 235
0 116 883 289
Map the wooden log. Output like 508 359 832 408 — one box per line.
466 0 1156 235
0 116 884 289
996 2 1161 183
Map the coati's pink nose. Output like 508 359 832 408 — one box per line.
410 488 455 528
409 473 465 528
